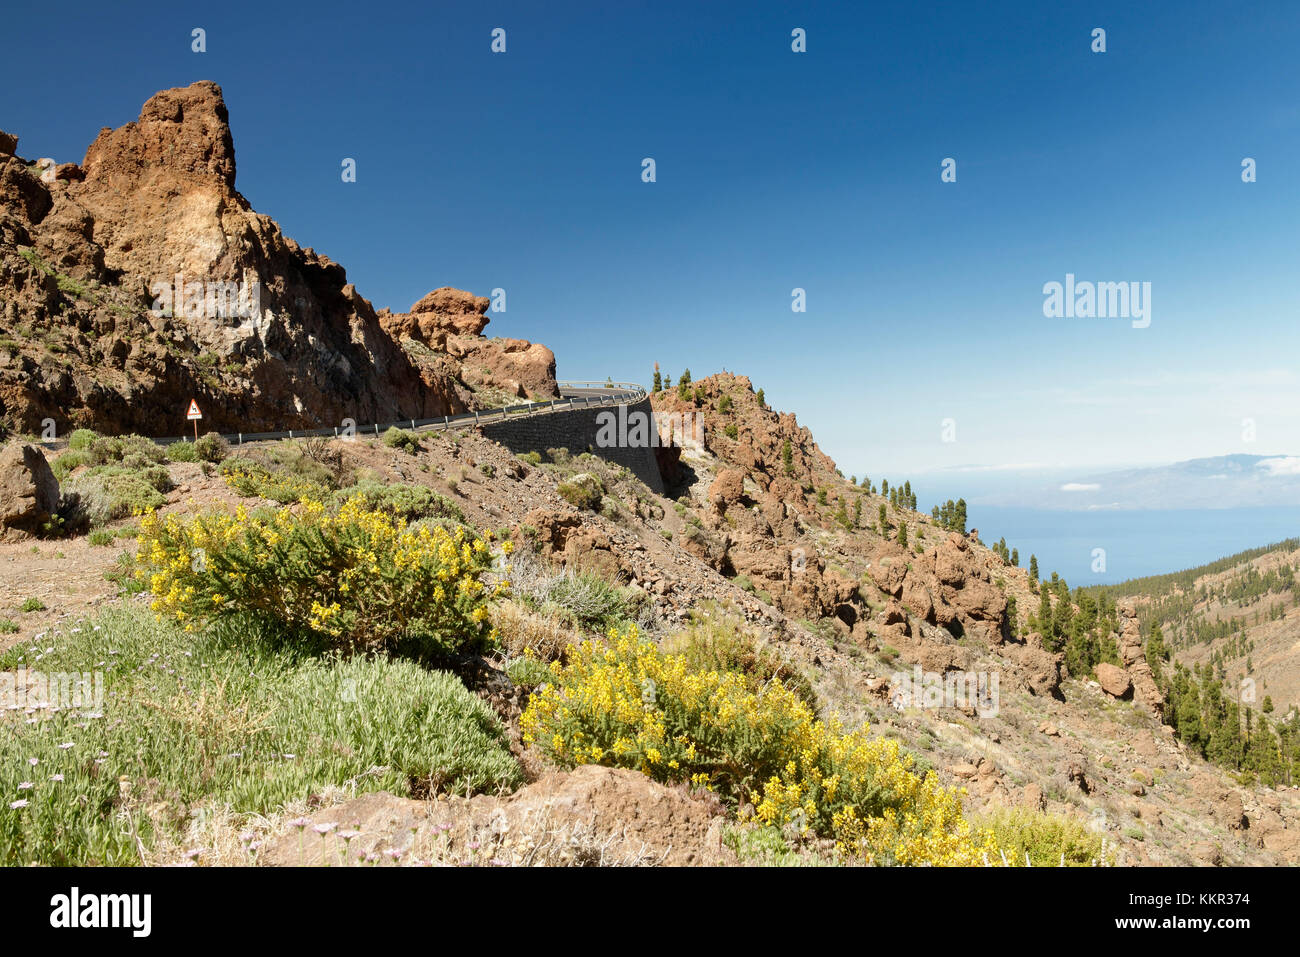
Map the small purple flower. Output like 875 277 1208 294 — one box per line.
49 774 64 783
9 799 28 810
313 822 337 836
288 817 312 830
17 782 33 791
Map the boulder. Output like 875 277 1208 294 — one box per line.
0 443 60 540
1096 662 1133 699
0 131 17 155
707 468 745 512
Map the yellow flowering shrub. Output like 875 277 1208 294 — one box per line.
219 458 327 504
136 496 511 656
521 626 997 866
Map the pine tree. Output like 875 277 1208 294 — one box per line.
954 498 967 534
853 496 862 527
664 372 673 389
1029 554 1039 582
652 363 662 392
897 523 908 546
756 388 765 407
881 479 889 496
677 369 693 400
878 503 888 533
1011 548 1019 567
781 439 793 475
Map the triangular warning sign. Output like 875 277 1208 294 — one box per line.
186 399 202 419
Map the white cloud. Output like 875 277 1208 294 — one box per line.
1258 457 1300 476
1060 482 1101 492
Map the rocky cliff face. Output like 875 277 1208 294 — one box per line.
0 82 554 436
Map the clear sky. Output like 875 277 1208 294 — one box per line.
4 0 1298 481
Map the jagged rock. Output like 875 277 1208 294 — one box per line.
0 131 17 156
1065 761 1090 794
1096 662 1133 699
1115 602 1165 715
0 443 60 540
707 468 745 512
0 81 543 435
380 287 557 401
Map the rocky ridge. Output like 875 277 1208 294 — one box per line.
0 82 555 437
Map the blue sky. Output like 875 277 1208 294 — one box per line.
5 0 1299 482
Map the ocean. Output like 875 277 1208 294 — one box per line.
962 506 1300 587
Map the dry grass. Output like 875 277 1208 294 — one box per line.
490 598 584 660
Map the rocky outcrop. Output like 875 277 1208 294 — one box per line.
1116 600 1165 714
0 82 554 436
379 287 557 402
0 442 60 540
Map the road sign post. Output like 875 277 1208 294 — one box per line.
186 398 203 441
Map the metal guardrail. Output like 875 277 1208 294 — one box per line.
36 380 650 450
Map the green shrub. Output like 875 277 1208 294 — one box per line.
136 496 505 658
67 428 98 451
86 434 167 470
505 656 554 690
520 451 543 466
542 570 628 631
87 529 114 547
219 458 326 504
557 472 603 511
64 464 171 525
20 597 46 612
971 807 1106 866
164 441 198 463
54 434 166 480
382 426 423 454
0 618 16 634
50 450 89 482
334 480 464 523
194 432 229 463
0 604 521 866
